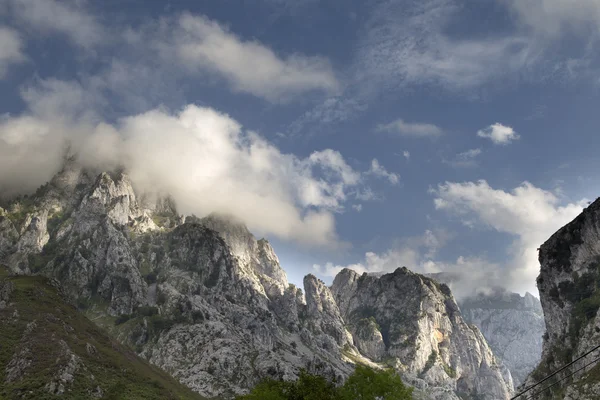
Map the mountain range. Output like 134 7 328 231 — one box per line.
1 160 598 399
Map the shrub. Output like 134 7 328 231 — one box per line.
237 366 413 400
115 314 132 325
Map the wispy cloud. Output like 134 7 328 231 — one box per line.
477 123 520 145
376 118 443 138
445 148 482 168
0 26 25 77
507 0 600 38
7 0 106 48
367 159 399 185
354 0 536 92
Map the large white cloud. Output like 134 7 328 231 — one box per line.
0 79 396 247
315 180 586 297
433 180 586 294
0 26 25 77
172 13 339 102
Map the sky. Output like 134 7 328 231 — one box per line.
1 0 600 298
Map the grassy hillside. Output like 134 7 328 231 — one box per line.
0 267 206 400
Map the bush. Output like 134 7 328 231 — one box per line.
137 306 159 317
144 272 157 284
338 365 413 400
237 366 413 400
115 314 132 325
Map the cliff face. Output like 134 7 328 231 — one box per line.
522 198 600 399
0 164 512 399
331 268 512 400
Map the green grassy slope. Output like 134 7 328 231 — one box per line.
0 267 206 400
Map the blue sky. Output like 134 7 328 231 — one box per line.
1 0 600 297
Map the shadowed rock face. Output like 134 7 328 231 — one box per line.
521 198 600 399
0 162 512 399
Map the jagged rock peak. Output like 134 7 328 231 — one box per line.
198 212 288 298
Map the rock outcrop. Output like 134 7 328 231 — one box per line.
0 163 513 399
522 197 600 398
332 268 512 400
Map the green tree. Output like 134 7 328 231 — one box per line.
338 365 413 400
238 366 412 400
237 370 337 400
236 378 289 400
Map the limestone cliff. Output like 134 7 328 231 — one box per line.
332 268 512 400
522 197 600 399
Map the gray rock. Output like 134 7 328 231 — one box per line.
522 197 600 395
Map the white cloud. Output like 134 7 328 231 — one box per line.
433 180 586 294
403 150 410 161
377 118 443 138
355 0 536 92
174 13 339 101
313 248 422 279
287 96 367 136
446 148 482 168
477 123 520 145
316 179 587 297
313 229 449 281
0 78 389 248
8 0 105 48
352 204 363 212
367 159 399 185
0 26 25 77
507 0 600 38
352 187 379 202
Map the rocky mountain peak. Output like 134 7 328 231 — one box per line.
331 267 512 399
199 212 288 299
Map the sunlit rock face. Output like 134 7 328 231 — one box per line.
332 268 512 400
0 161 512 399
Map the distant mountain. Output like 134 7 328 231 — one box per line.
0 161 512 399
427 273 545 387
0 267 205 400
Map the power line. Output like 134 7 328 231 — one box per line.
526 354 600 399
510 343 600 399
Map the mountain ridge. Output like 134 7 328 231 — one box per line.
0 164 513 399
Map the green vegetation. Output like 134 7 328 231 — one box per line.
420 350 437 377
237 365 413 400
0 268 205 400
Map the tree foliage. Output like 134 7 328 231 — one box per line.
237 365 413 400
338 365 413 400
